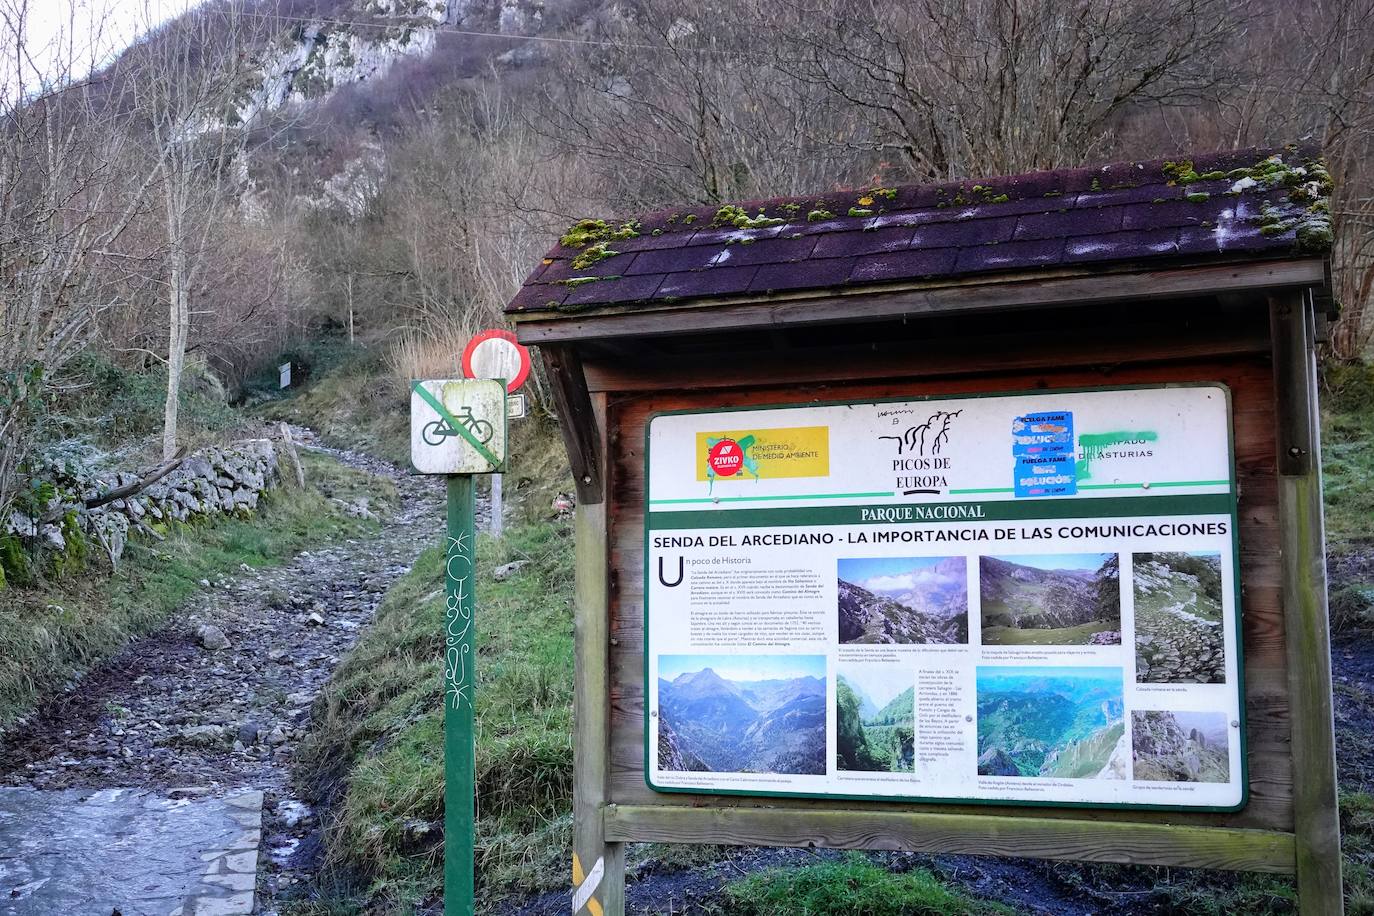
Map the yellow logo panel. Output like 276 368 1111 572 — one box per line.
695 426 829 482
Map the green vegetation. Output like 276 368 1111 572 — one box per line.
259 347 410 465
559 218 641 249
721 853 1014 915
259 346 571 524
836 677 913 773
0 451 390 727
294 519 575 912
1323 361 1374 550
570 241 620 270
48 352 246 456
980 620 1118 645
711 204 785 229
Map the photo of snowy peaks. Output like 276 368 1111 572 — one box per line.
837 556 969 644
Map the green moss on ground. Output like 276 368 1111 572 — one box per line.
294 519 576 913
0 451 388 727
721 853 1014 915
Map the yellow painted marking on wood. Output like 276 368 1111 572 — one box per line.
571 853 604 916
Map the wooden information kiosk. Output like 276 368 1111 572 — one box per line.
506 145 1342 914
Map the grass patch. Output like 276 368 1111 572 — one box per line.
260 347 412 467
720 853 1014 915
0 451 393 728
295 518 575 913
1323 362 1374 549
260 347 572 525
980 620 1117 645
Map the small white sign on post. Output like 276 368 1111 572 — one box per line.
410 379 507 475
279 362 292 389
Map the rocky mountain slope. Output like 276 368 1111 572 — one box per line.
1131 710 1229 782
838 571 967 644
979 555 1119 631
1133 552 1226 684
658 668 825 775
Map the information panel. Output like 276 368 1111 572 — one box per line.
644 385 1245 810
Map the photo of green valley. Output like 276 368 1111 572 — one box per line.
976 667 1127 779
835 665 914 773
979 553 1121 645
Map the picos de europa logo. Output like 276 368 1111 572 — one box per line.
696 426 830 485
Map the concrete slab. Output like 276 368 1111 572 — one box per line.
0 787 261 916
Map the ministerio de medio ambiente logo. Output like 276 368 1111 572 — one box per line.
694 426 830 489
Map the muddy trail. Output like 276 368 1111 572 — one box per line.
0 429 452 913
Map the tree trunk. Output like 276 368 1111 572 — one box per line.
163 244 189 460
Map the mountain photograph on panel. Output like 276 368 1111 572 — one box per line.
976 666 1127 779
837 556 969 644
836 664 914 773
1133 551 1226 684
979 553 1121 645
1131 710 1230 783
657 655 826 776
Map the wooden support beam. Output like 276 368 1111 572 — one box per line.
581 322 1272 393
1270 291 1344 913
512 259 1326 344
572 496 625 916
541 344 603 504
602 805 1296 873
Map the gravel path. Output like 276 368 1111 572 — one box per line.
0 429 453 911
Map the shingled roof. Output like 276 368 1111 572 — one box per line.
506 145 1332 316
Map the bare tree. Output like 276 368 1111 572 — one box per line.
1209 0 1374 358
773 0 1242 181
539 0 866 207
126 0 257 458
0 0 157 517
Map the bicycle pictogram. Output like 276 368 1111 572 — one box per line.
422 405 495 447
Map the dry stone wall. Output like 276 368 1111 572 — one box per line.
5 440 280 570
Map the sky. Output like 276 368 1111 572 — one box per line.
5 0 196 95
983 552 1114 572
837 663 909 710
838 555 965 593
659 654 826 683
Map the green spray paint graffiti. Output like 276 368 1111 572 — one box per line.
1076 431 1159 481
706 434 760 493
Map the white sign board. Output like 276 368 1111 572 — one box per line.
644 385 1244 811
279 362 291 389
410 379 507 475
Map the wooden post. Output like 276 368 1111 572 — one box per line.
1270 291 1343 914
572 499 624 915
278 422 306 489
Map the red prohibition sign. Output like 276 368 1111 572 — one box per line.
461 329 532 394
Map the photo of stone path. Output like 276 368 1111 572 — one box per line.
1133 552 1226 684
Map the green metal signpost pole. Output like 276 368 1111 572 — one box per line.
411 377 506 916
445 474 476 916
